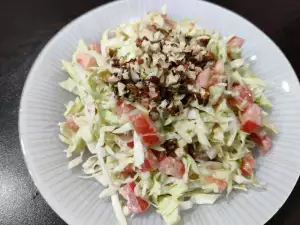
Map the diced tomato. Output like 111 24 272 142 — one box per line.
249 132 272 153
120 182 149 214
66 118 79 131
122 164 136 173
140 150 159 172
141 133 161 145
214 60 225 74
183 63 189 69
227 36 244 49
261 136 272 153
119 182 136 200
162 15 175 29
129 111 161 146
137 58 144 65
127 140 134 148
241 153 256 176
116 100 135 116
240 104 263 133
120 164 136 179
159 157 185 178
127 195 149 213
88 43 101 53
76 53 97 69
205 176 228 192
196 68 212 89
129 112 156 134
230 85 254 110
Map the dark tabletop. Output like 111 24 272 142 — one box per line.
0 0 300 224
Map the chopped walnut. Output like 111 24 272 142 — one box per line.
150 43 161 52
175 148 186 158
165 73 180 86
122 71 130 79
117 82 126 96
104 13 222 118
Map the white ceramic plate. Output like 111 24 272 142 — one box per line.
19 0 300 224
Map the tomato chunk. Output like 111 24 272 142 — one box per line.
129 111 161 146
119 182 149 214
230 85 253 110
205 176 228 192
76 53 97 69
66 118 79 132
249 132 272 153
119 182 136 200
162 15 175 29
129 112 156 134
159 157 185 178
214 60 225 75
140 150 159 172
127 195 149 213
127 140 134 148
116 100 135 116
141 133 161 145
241 153 256 176
122 164 136 173
227 36 244 49
241 104 263 133
196 68 212 89
88 43 101 53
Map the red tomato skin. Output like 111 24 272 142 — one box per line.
129 111 161 146
137 58 144 65
205 176 228 192
88 43 101 53
127 141 134 148
127 196 149 213
140 150 159 172
141 133 160 146
241 154 256 176
240 104 263 133
241 120 260 133
129 112 156 134
122 164 136 173
230 85 254 110
116 100 135 115
66 118 79 131
136 197 149 212
261 136 272 153
249 133 272 153
120 182 149 214
159 157 185 178
119 182 136 200
76 53 97 69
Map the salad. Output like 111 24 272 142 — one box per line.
59 6 277 225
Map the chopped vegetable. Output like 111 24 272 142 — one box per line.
241 104 263 133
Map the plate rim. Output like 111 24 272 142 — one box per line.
19 0 300 225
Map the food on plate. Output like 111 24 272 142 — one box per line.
58 5 277 225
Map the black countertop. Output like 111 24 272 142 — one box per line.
0 0 300 224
